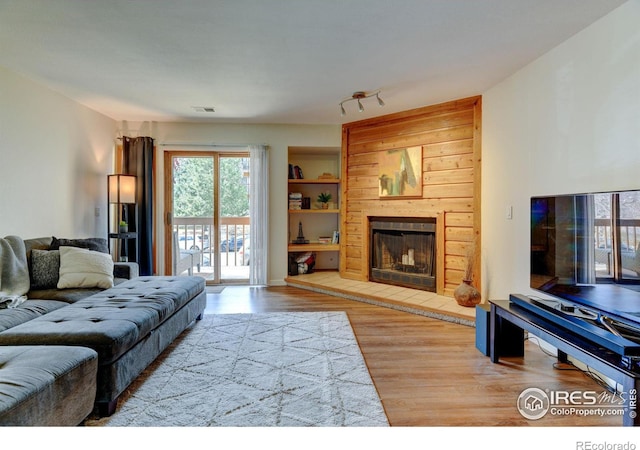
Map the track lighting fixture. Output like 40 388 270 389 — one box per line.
339 91 384 116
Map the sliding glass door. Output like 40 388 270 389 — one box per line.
594 191 640 282
164 151 250 284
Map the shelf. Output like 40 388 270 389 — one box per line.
288 209 339 214
288 147 341 271
288 178 339 184
288 244 339 252
109 232 137 239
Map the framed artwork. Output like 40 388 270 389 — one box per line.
378 146 422 198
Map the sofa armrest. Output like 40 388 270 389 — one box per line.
113 262 139 279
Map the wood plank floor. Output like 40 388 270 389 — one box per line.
206 285 624 427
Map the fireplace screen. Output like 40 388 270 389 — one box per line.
369 217 436 291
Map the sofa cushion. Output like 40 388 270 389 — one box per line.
27 287 105 303
0 345 98 426
0 299 68 332
23 236 53 258
49 236 109 254
29 249 60 290
27 263 138 304
57 246 114 289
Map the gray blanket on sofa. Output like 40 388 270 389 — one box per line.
0 236 29 308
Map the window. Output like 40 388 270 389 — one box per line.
594 191 640 281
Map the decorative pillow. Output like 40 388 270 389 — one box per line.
57 246 114 289
49 236 109 254
30 249 60 290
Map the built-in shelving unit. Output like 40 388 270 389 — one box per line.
288 147 340 272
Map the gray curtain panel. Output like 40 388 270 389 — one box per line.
122 136 154 276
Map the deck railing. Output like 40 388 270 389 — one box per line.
594 219 640 252
173 216 250 268
594 219 640 276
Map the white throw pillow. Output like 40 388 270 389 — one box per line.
57 246 114 289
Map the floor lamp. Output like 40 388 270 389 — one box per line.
108 174 136 261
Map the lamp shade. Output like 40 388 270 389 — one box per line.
108 174 136 204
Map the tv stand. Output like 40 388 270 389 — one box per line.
489 298 640 426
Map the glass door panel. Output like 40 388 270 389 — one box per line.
619 191 640 281
594 191 640 281
219 155 250 282
168 154 218 283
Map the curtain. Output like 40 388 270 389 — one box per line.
122 136 154 276
248 145 268 285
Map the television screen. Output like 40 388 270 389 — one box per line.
530 190 640 325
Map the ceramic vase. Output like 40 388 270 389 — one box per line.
454 279 481 307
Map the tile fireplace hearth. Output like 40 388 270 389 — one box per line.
285 271 475 325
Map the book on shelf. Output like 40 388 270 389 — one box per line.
317 236 332 244
332 230 339 244
288 164 304 179
288 192 302 209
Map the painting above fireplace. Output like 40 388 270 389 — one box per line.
378 146 422 198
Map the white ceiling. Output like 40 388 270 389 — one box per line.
0 0 627 125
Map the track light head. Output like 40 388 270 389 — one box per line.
339 90 384 116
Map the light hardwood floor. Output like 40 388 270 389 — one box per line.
206 285 623 427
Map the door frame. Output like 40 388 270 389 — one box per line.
163 150 250 284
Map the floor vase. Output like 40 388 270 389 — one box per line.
454 279 481 307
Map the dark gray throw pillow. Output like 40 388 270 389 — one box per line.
49 236 109 254
30 249 60 290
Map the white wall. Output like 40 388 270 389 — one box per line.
0 66 116 239
482 0 640 300
117 121 341 285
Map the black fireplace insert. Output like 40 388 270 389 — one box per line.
369 217 436 291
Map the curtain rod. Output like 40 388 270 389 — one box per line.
116 137 265 148
158 142 266 148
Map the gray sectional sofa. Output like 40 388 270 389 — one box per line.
0 236 206 426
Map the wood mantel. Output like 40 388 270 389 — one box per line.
340 96 482 298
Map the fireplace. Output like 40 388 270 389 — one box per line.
369 217 436 291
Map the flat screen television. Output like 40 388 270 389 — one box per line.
530 189 640 328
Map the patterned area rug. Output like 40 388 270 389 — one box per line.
84 312 389 427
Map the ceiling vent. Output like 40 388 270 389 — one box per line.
192 106 215 113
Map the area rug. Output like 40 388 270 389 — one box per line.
84 312 389 427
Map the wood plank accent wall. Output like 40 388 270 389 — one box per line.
339 96 482 297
